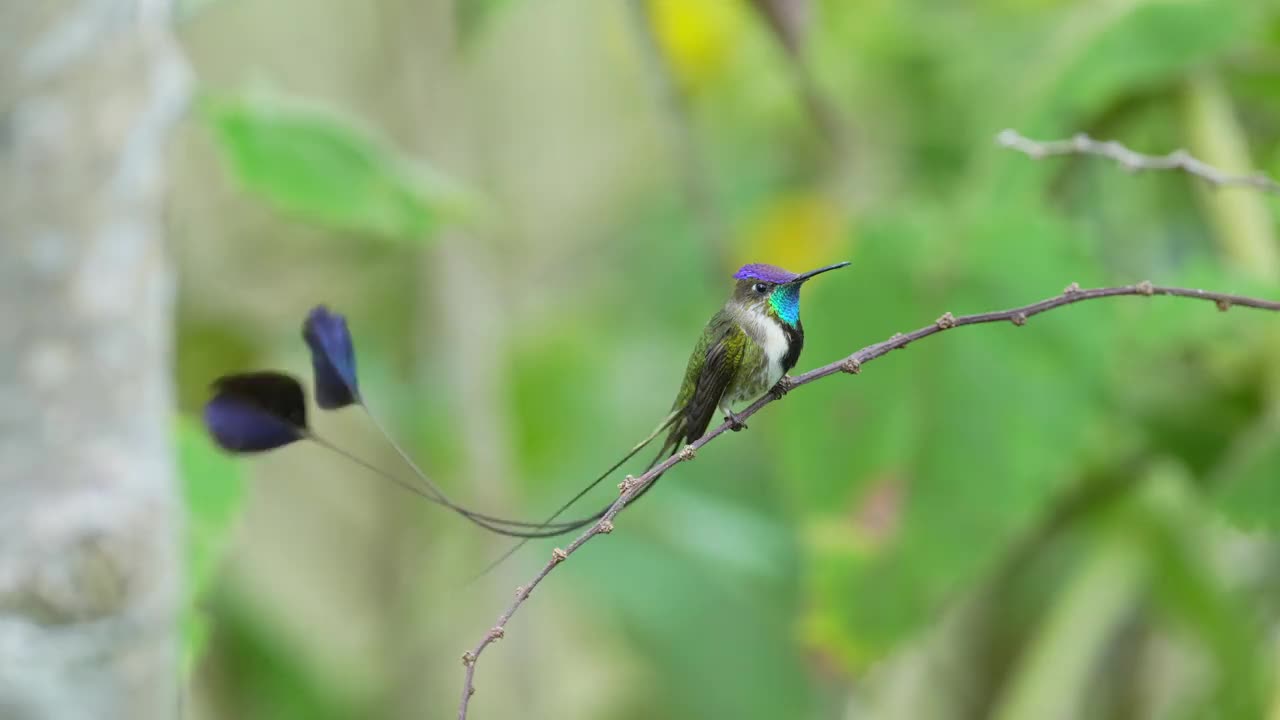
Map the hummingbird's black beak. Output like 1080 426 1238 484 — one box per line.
792 261 851 284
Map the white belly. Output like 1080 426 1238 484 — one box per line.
759 318 788 387
740 313 788 391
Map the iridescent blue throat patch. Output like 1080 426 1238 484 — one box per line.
769 284 801 326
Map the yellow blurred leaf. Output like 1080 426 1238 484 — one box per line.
648 0 748 91
738 192 849 272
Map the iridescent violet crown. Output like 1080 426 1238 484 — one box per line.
733 264 802 284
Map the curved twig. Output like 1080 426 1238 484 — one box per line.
457 282 1280 719
996 129 1280 195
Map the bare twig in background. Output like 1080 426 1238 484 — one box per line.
996 129 1280 195
748 0 847 154
625 0 730 271
457 282 1280 719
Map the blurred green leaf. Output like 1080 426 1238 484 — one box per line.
992 525 1146 720
208 592 359 720
574 497 811 720
179 418 244 671
798 204 1115 665
1138 464 1270 718
204 93 486 241
1026 0 1245 135
182 612 211 675
1212 420 1280 531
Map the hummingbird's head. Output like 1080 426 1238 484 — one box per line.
731 262 850 327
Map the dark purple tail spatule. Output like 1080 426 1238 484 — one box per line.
302 305 359 409
203 371 309 453
201 304 600 539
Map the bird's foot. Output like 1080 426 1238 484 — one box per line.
769 375 795 400
723 410 749 432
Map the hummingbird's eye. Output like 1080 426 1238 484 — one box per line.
753 282 768 294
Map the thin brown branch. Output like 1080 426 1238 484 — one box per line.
996 129 1280 195
457 281 1280 719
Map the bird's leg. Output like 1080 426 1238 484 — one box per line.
720 403 748 432
769 375 795 400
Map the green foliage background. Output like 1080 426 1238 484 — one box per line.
174 1 1280 718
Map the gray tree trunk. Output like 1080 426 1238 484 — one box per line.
0 2 188 719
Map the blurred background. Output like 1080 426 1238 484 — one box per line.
161 0 1280 718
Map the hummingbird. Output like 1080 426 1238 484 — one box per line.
203 262 850 560
651 260 851 448
476 260 851 570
